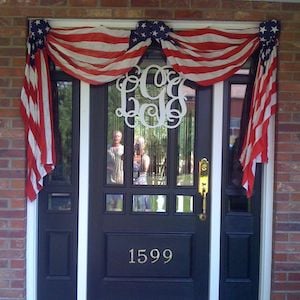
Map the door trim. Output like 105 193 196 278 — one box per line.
77 82 90 300
25 19 274 300
26 80 275 300
209 82 224 300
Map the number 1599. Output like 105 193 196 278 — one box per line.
129 248 173 264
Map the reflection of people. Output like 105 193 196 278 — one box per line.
133 136 151 211
107 131 124 210
107 130 124 184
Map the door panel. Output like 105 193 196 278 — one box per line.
88 74 212 299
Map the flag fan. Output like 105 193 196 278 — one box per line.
21 19 280 201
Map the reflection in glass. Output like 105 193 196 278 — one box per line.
132 195 166 213
48 193 71 211
133 87 167 186
227 84 250 212
106 85 124 185
177 85 195 186
106 194 123 212
176 195 194 213
51 81 72 183
228 84 246 187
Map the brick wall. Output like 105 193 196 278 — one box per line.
0 0 299 299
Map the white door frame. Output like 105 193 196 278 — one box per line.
26 19 274 300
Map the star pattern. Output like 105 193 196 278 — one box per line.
129 20 172 48
259 19 280 71
29 19 51 66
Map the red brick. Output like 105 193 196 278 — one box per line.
69 0 97 5
10 239 25 249
175 9 203 19
132 0 159 7
287 294 300 300
0 201 9 209
0 260 9 268
11 280 24 288
273 282 300 291
274 233 289 242
289 233 300 241
112 8 143 18
0 249 24 259
288 273 300 281
273 253 288 262
162 0 189 8
272 293 286 300
282 3 300 10
0 190 24 199
0 230 25 238
252 1 280 10
0 289 24 298
145 9 173 19
10 220 25 230
0 280 9 288
101 0 129 6
40 0 66 4
273 272 287 282
10 199 26 209
11 160 26 169
288 253 300 262
10 259 25 269
0 240 9 249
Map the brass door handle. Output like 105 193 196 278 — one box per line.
198 158 209 221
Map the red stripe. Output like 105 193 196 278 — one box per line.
240 49 277 198
47 44 148 84
163 38 259 62
48 35 127 59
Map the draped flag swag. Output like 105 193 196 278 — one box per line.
21 19 280 201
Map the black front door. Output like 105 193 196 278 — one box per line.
87 59 212 300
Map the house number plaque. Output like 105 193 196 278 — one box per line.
106 233 191 278
129 248 173 264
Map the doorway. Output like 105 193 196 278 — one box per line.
87 52 212 299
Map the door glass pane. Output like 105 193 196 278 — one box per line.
106 194 123 212
132 195 166 213
133 87 167 186
106 85 124 185
177 85 195 186
48 193 71 211
227 84 250 212
50 81 72 183
176 195 194 213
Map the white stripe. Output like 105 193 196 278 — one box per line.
48 39 150 68
48 41 124 65
28 130 47 180
51 26 130 38
168 57 249 83
163 40 240 59
40 51 54 164
170 31 256 45
29 96 39 124
49 35 129 52
29 169 39 197
21 87 30 117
